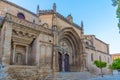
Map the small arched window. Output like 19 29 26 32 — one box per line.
17 12 25 19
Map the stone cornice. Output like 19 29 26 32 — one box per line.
95 37 109 45
84 35 109 45
96 50 111 56
39 10 54 14
86 47 111 56
39 40 53 45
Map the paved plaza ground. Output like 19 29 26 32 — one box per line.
89 74 120 80
46 71 120 80
1 68 120 80
45 72 96 80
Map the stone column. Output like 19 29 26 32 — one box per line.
55 49 59 71
12 44 16 64
53 47 59 71
82 53 87 71
2 22 12 66
53 50 55 70
52 25 59 71
26 45 29 65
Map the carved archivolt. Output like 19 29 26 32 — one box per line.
58 27 83 71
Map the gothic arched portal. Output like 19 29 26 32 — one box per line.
58 27 83 72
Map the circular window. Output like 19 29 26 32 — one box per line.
17 12 25 19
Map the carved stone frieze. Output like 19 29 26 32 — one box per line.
12 23 40 44
12 36 32 44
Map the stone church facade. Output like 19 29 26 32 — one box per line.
0 0 111 75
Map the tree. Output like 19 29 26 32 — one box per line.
112 0 120 32
109 64 114 75
111 58 120 69
94 60 107 77
109 58 120 75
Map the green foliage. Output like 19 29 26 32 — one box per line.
112 0 120 32
94 60 107 77
109 65 114 70
94 60 107 68
112 0 119 6
111 58 120 69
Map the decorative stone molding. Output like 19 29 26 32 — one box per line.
11 22 39 45
5 13 52 35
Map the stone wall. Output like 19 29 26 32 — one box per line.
5 65 52 80
86 49 111 75
39 14 53 29
37 33 53 69
0 0 40 24
84 35 109 54
40 13 83 38
93 37 109 54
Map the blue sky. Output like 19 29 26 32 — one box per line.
8 0 120 54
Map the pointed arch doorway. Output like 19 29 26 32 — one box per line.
58 52 70 72
64 53 70 72
57 27 83 72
